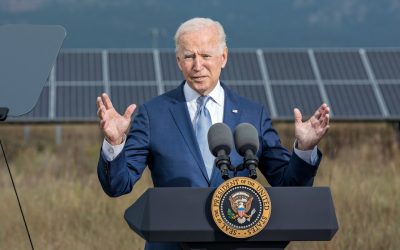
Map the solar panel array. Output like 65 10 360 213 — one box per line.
9 48 400 122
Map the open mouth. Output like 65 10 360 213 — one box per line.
192 76 207 81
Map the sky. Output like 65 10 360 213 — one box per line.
0 0 399 49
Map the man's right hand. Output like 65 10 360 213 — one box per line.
96 93 136 145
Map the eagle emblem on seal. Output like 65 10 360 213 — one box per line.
227 191 256 224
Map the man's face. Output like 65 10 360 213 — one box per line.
176 26 228 96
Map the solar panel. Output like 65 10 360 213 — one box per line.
272 84 322 118
325 84 382 118
263 51 315 80
221 52 262 80
7 48 400 123
108 52 156 81
110 85 158 114
159 51 182 81
315 51 368 80
366 51 400 80
378 84 400 117
56 52 103 81
55 85 104 120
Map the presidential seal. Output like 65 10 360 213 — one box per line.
211 177 271 238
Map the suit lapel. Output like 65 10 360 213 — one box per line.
222 83 242 134
169 84 210 184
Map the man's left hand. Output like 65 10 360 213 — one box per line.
294 104 330 150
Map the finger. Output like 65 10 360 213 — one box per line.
96 96 105 109
123 104 137 119
101 93 114 109
320 114 330 128
318 111 327 123
319 104 329 117
97 106 106 119
314 104 329 121
320 103 328 110
293 108 302 124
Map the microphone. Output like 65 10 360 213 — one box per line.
208 123 234 180
234 123 259 179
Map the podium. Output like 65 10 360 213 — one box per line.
125 187 338 250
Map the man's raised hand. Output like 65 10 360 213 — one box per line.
294 103 330 151
96 93 136 145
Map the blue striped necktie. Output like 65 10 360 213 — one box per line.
195 96 214 179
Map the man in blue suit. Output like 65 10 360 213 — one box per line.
97 17 330 249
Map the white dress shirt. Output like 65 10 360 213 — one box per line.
102 81 318 165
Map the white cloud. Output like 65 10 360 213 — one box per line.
293 0 371 27
293 0 315 8
390 0 400 10
0 0 49 13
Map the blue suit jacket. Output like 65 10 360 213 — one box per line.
97 82 321 249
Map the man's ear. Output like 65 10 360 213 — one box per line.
221 47 228 69
176 55 182 71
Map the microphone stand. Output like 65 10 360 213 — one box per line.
228 150 259 180
243 149 259 179
215 153 231 180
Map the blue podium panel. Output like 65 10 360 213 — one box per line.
367 50 400 80
108 52 156 81
315 51 368 80
325 84 382 119
55 85 103 121
272 84 322 119
56 51 103 82
263 51 315 80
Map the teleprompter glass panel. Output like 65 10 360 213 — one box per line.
14 86 50 120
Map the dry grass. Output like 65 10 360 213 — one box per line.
0 123 399 250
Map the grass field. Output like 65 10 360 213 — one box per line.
0 122 399 249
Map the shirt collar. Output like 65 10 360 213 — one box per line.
183 81 224 107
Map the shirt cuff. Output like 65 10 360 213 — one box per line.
101 135 126 161
293 141 319 166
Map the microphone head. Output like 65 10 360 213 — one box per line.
234 123 259 156
207 123 234 156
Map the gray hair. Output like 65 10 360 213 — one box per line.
174 17 227 53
